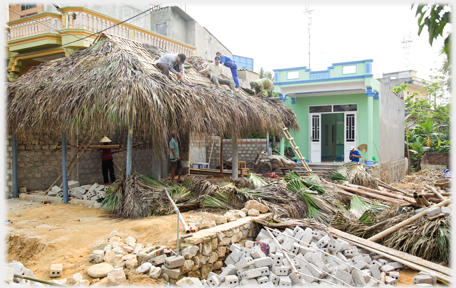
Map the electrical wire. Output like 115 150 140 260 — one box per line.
6 5 156 60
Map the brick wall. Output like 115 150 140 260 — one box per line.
203 137 267 169
6 131 154 198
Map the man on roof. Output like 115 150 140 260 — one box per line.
215 52 240 90
251 78 274 98
198 56 235 90
155 53 186 81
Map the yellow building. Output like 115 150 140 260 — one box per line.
6 4 196 81
378 70 429 102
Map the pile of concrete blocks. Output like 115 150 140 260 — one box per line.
47 182 106 201
196 226 422 287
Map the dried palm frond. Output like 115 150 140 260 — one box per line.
330 171 349 182
247 173 267 189
381 216 451 264
330 210 368 236
232 177 253 189
349 195 387 218
182 178 194 189
100 177 124 212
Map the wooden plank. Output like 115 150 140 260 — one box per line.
327 227 452 277
426 213 446 221
336 185 409 205
335 237 451 284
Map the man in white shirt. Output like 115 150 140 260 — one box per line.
198 56 235 90
155 53 186 81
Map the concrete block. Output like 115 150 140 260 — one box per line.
151 254 167 266
377 258 388 266
290 243 301 255
273 266 290 276
323 263 334 274
68 180 80 189
182 246 199 259
418 272 437 285
300 231 313 245
251 246 266 259
220 264 237 279
298 246 313 256
334 268 352 286
282 237 295 251
208 275 221 287
275 252 284 261
70 187 85 199
363 254 372 263
276 233 286 243
284 228 295 237
50 264 63 278
425 207 441 217
368 264 381 280
225 275 239 287
257 276 269 284
279 276 292 286
256 229 271 241
354 260 368 270
89 250 105 263
343 249 356 258
385 276 397 286
5 267 14 283
336 238 350 250
298 265 315 283
442 206 451 215
310 230 320 240
388 271 400 281
336 252 348 262
243 268 262 279
234 257 254 270
258 267 270 277
230 243 242 252
164 255 185 269
245 240 254 248
230 249 241 262
269 273 280 285
306 264 325 279
351 269 367 286
389 262 404 271
254 257 273 268
381 264 396 273
317 235 330 248
224 255 235 266
288 272 301 285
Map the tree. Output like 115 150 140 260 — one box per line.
414 4 451 61
259 67 273 80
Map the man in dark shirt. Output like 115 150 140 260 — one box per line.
100 136 116 184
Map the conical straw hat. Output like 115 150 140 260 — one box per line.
100 136 112 143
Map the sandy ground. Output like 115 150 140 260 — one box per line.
5 198 422 286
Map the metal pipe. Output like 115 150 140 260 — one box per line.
14 274 69 287
62 132 69 204
12 131 18 199
126 128 133 177
176 209 180 255
164 189 190 233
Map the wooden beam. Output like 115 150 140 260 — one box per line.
336 184 410 206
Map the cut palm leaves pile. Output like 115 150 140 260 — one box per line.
349 195 387 219
328 163 379 190
284 171 325 194
381 216 451 265
247 173 267 189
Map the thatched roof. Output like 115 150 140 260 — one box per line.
7 33 299 148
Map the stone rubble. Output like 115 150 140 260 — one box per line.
47 182 106 201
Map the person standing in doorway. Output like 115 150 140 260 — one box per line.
349 146 362 163
170 131 183 183
100 136 116 184
215 52 240 90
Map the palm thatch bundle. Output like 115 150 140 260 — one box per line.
7 33 299 150
327 163 379 190
380 216 451 265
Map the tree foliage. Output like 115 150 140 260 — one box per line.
413 4 451 61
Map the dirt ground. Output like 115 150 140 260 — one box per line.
5 198 424 286
6 199 215 285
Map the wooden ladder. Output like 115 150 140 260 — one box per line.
283 126 313 175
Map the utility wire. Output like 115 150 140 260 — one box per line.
6 6 156 60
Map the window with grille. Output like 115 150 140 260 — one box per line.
156 22 167 36
345 114 355 142
21 4 36 10
312 115 320 142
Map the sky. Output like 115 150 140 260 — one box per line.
163 2 451 81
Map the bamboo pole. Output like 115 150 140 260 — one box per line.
336 184 410 205
14 274 69 287
345 183 416 203
419 194 431 206
377 180 410 196
208 139 215 168
368 198 451 242
424 184 446 201
164 189 190 233
57 144 121 149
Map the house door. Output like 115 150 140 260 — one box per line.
309 114 321 162
344 113 357 162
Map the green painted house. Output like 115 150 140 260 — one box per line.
274 59 405 165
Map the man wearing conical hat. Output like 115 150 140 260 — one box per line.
100 136 116 184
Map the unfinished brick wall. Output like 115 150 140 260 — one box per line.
6 131 154 198
204 137 267 169
370 157 408 183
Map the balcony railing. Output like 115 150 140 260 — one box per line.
7 7 195 58
8 13 62 40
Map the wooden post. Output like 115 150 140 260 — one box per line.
12 131 18 199
61 132 69 204
368 198 451 242
232 134 238 179
220 136 223 174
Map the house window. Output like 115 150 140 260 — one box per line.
309 105 332 113
333 104 357 112
407 91 411 95
156 22 167 36
21 4 37 10
342 65 356 74
287 71 299 79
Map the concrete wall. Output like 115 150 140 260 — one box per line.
6 131 155 197
203 137 267 169
237 70 259 89
370 157 408 183
378 83 405 163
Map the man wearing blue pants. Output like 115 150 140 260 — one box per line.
216 52 240 89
